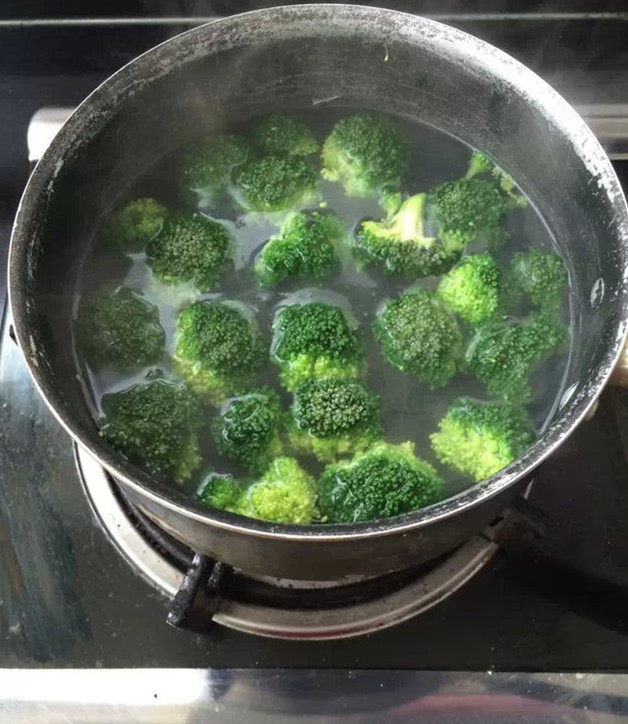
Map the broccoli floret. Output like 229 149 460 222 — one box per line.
173 301 266 403
322 112 409 197
255 211 345 286
466 149 527 209
287 378 381 462
465 313 567 401
232 155 318 212
104 197 167 253
271 302 364 391
100 379 201 484
147 214 233 292
76 286 165 369
511 249 567 310
180 134 249 205
374 289 462 388
251 112 318 157
212 387 284 474
355 193 463 277
431 397 535 482
197 473 242 513
318 441 442 523
437 254 501 326
238 457 318 525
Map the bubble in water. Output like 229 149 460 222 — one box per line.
590 278 605 309
560 381 578 410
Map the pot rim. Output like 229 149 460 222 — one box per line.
8 4 628 543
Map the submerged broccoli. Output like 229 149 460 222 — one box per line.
318 442 442 523
466 149 527 209
430 397 535 482
104 197 167 253
465 313 567 401
271 302 364 391
374 289 462 388
101 379 201 484
76 286 165 370
511 249 567 311
288 378 381 462
147 214 233 292
251 112 318 157
197 473 242 513
255 211 345 286
232 155 318 212
322 112 409 197
174 301 266 403
212 387 284 474
437 254 501 326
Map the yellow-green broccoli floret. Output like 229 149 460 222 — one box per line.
251 112 318 157
511 249 567 311
374 289 462 388
288 378 381 462
173 301 266 404
212 387 284 474
75 286 165 370
466 149 528 210
147 214 233 292
322 112 409 197
430 397 535 482
232 155 318 212
197 473 243 513
317 442 443 523
465 313 568 402
271 302 364 391
255 211 345 286
437 254 501 326
100 379 201 484
104 197 167 253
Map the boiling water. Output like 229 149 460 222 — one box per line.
76 109 572 501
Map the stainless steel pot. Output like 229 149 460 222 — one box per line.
9 5 628 581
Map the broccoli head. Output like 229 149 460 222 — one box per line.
104 197 167 253
251 112 318 157
197 473 242 513
355 193 463 278
271 302 364 391
147 214 233 292
374 289 462 388
239 457 319 525
317 442 442 523
255 210 345 286
430 397 535 482
510 249 567 310
232 155 318 212
466 149 528 209
100 379 201 484
465 313 568 401
287 378 381 462
212 387 284 474
321 112 409 197
437 254 501 326
76 286 165 370
174 301 266 403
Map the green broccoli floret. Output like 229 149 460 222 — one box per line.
104 197 167 253
510 249 567 310
147 214 233 292
173 301 266 404
255 210 345 286
75 286 165 370
100 379 201 484
232 155 318 212
287 378 381 462
322 112 409 197
465 313 568 401
180 134 249 205
437 254 501 326
374 289 462 388
466 149 527 209
355 193 463 277
238 457 318 525
212 387 284 474
430 397 535 482
197 473 242 513
318 441 442 523
271 302 364 391
251 113 318 157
